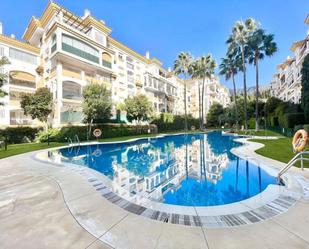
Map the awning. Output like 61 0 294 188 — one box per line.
10 71 36 82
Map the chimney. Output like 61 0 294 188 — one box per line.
145 51 150 59
83 9 91 19
168 67 172 72
10 34 15 39
0 22 2 35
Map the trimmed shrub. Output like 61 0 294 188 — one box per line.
280 113 304 129
55 123 157 142
248 118 255 129
35 128 60 143
0 126 42 144
151 114 199 132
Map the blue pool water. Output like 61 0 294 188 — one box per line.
50 132 277 206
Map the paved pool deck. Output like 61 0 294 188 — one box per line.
1 137 309 249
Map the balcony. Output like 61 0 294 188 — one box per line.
62 68 82 80
62 43 99 64
62 81 82 101
102 60 112 69
9 71 36 89
51 43 57 53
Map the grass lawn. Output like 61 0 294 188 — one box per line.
250 137 309 168
237 129 281 137
0 131 202 160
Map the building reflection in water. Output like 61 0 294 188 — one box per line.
50 132 274 206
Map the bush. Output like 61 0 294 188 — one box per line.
0 126 42 144
151 114 199 132
35 128 60 143
55 123 157 142
248 118 255 129
280 113 304 129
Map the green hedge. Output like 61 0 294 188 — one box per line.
280 113 304 128
55 123 157 142
0 127 42 144
248 118 255 129
151 113 199 132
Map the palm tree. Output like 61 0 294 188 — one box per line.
173 52 193 131
190 59 203 129
227 18 258 130
247 29 277 131
0 56 10 105
191 55 216 128
219 54 241 129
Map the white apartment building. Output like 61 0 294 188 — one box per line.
270 15 309 104
0 2 229 127
189 76 230 123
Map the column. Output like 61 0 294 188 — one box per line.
56 62 63 126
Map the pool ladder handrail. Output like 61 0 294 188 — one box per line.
68 137 73 146
277 151 309 179
74 134 80 146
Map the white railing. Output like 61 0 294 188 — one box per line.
277 151 309 180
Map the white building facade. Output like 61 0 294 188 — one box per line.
270 15 309 104
0 2 229 127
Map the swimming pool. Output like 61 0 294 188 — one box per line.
49 132 277 206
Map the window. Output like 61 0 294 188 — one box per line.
102 52 112 68
95 31 104 44
127 70 134 83
118 53 123 61
126 56 133 63
126 62 134 70
9 48 37 64
62 34 99 63
0 47 4 57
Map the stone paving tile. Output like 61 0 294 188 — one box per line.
204 220 309 249
99 214 164 249
0 173 96 249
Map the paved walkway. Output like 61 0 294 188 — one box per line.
1 139 309 249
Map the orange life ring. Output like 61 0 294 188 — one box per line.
292 129 308 153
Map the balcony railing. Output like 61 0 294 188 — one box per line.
62 91 82 100
10 119 33 125
51 43 57 53
62 43 99 64
10 80 36 88
102 60 112 69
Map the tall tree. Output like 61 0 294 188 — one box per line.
191 55 216 129
124 94 153 123
301 54 309 123
0 56 10 105
173 52 193 131
247 28 277 131
219 54 241 129
227 18 258 130
20 87 53 129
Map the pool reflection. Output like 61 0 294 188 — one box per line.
49 132 276 206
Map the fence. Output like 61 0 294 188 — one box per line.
266 125 294 137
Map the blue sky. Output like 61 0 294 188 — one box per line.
1 0 309 90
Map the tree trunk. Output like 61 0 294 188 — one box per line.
184 79 188 131
241 45 248 130
201 77 205 129
255 57 259 131
232 73 239 130
198 81 202 130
